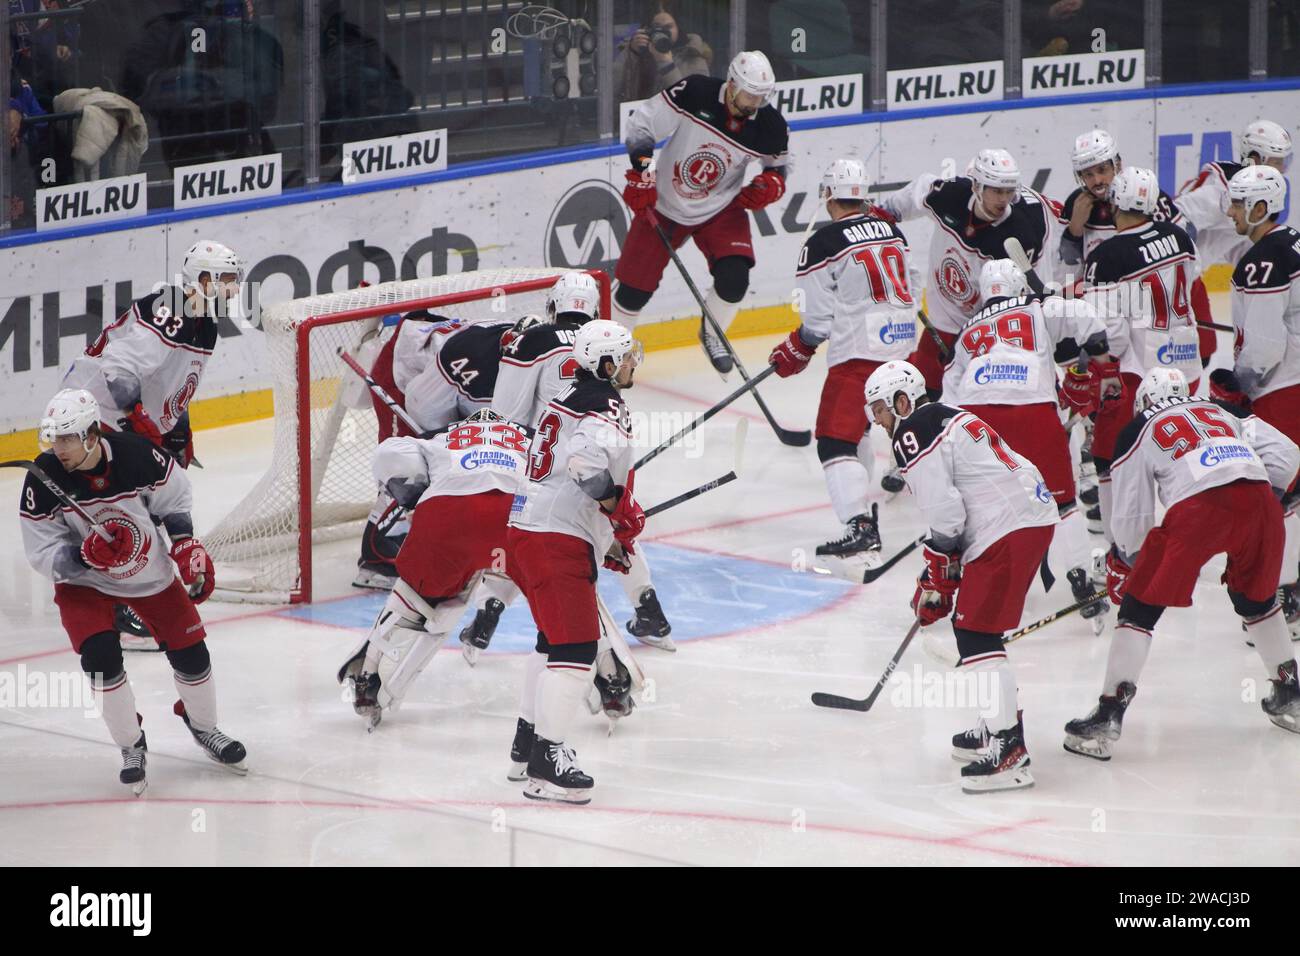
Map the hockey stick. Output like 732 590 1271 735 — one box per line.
646 212 812 447
633 365 773 469
1 459 114 541
862 534 925 584
916 309 952 360
811 618 922 712
337 348 422 434
643 419 747 518
1003 588 1106 645
1003 236 1046 295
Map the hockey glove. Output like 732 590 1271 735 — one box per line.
162 413 194 468
911 543 961 627
769 328 817 378
121 402 163 447
171 536 215 603
623 168 658 215
736 170 786 211
603 542 632 575
1209 368 1250 410
1090 358 1123 407
1105 547 1131 605
80 523 137 571
1060 364 1098 416
605 471 646 554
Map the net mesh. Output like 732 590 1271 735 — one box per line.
203 269 578 602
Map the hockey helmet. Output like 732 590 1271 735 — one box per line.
1239 119 1293 171
1134 367 1189 414
182 240 244 292
1228 165 1288 226
979 259 1029 301
573 319 641 379
1071 129 1121 180
820 158 870 202
726 51 776 109
546 272 600 323
38 388 100 451
1108 166 1160 216
968 149 1021 190
864 360 927 427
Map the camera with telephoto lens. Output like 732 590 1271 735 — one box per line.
649 25 674 53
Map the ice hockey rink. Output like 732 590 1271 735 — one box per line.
3 325 1299 868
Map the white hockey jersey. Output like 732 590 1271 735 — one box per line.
877 175 1064 335
943 293 1108 407
1174 160 1252 267
509 375 634 555
1229 224 1300 401
491 319 583 427
1082 219 1204 384
1109 396 1300 560
794 212 919 365
891 401 1057 562
19 432 195 598
62 287 218 434
372 418 530 507
625 74 791 227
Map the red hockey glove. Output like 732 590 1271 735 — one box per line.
1090 358 1123 407
911 543 961 627
603 543 632 575
80 523 136 571
1060 364 1098 416
1209 368 1250 410
605 467 646 554
736 170 786 211
1105 547 1131 605
120 402 163 447
769 329 817 378
171 536 215 603
623 168 658 215
866 203 896 224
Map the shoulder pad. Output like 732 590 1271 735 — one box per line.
893 403 961 468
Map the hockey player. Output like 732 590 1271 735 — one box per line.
506 320 645 803
460 272 673 658
1061 129 1217 371
867 361 1057 793
875 148 1062 397
61 240 242 647
1065 368 1300 757
943 259 1110 624
767 157 917 561
19 389 246 794
1210 165 1300 630
1081 167 1205 545
615 50 791 373
337 409 532 729
1175 119 1293 268
352 311 530 590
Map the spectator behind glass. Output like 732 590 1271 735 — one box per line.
1023 0 1141 57
7 67 48 226
8 0 79 96
619 3 713 102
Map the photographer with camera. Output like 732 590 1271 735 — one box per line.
620 3 712 101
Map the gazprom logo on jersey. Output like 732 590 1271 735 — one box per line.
459 449 519 472
1199 443 1254 467
879 317 917 345
1156 342 1200 365
973 362 1030 385
545 179 629 273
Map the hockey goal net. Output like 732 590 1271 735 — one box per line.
203 268 610 604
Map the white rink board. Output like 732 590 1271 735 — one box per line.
1 88 1298 433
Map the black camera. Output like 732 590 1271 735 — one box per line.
649 25 674 54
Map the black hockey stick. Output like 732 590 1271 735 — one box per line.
338 348 423 434
1 459 113 540
1003 588 1106 645
862 534 925 584
916 309 952 361
644 419 747 517
634 364 774 469
647 212 811 447
811 619 922 712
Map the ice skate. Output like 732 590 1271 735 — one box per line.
120 732 148 797
951 720 989 763
960 719 1033 793
1067 567 1108 635
698 318 734 376
626 588 675 651
508 718 536 781
815 504 882 565
523 738 594 805
1262 661 1300 734
115 605 160 651
880 466 905 494
175 702 248 774
1063 682 1135 760
460 597 505 666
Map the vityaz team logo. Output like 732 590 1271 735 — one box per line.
937 254 978 309
165 368 201 431
673 145 729 200
544 179 628 274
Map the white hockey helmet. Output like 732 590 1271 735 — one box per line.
1228 164 1288 226
820 158 870 202
572 319 641 378
1071 129 1120 175
864 360 928 425
979 258 1029 301
182 240 244 289
38 388 100 451
968 148 1021 190
546 272 600 322
1108 166 1160 216
1134 367 1189 414
1239 119 1294 171
726 50 776 108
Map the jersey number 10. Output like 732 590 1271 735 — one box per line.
852 242 913 306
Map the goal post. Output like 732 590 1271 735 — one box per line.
203 268 610 604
